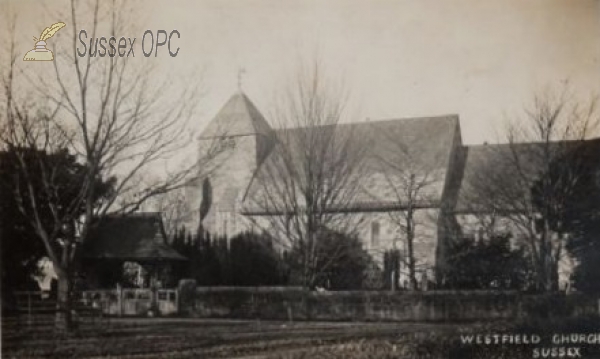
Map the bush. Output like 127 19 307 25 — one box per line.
572 249 600 293
285 229 376 290
173 229 288 286
228 231 288 286
442 234 532 290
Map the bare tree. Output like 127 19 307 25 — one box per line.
373 135 441 290
1 0 225 330
244 63 369 288
463 87 600 291
153 188 190 241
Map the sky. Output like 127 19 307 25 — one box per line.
146 0 600 144
3 0 600 144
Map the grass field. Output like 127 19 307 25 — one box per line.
2 315 497 358
11 314 600 358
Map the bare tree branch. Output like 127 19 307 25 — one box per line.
461 86 600 291
244 61 369 288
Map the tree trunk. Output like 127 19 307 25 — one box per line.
536 254 559 292
407 213 418 290
407 239 417 290
55 272 73 332
537 220 560 292
550 261 559 291
543 252 559 292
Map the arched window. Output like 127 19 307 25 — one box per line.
371 221 380 247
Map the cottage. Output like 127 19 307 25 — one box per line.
81 212 185 289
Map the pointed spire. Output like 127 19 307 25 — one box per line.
199 92 273 139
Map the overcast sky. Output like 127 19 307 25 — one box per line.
151 0 600 144
4 0 600 144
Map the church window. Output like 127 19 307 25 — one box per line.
371 221 380 247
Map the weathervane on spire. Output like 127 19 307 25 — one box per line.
237 67 246 91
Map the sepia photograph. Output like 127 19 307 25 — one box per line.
1 0 599 358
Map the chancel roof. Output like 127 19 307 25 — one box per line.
454 139 600 213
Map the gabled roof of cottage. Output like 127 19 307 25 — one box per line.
82 212 186 261
199 91 273 139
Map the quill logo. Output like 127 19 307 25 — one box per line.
23 22 66 61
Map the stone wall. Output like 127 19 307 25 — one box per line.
191 135 260 236
179 286 598 322
353 209 439 286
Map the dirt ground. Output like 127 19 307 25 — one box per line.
2 316 488 358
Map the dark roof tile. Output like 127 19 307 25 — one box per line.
82 213 186 261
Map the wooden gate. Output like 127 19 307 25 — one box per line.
156 289 178 315
80 288 178 316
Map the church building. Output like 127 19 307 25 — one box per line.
185 91 594 288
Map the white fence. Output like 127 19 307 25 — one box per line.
81 288 179 316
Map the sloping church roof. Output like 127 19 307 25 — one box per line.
454 138 600 213
82 213 186 261
359 115 460 173
198 91 600 219
242 114 461 214
353 115 460 207
199 92 273 139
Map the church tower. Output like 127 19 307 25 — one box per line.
188 91 274 237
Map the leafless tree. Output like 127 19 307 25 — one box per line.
373 134 442 290
463 87 600 291
153 188 190 241
245 62 369 288
1 0 225 330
